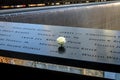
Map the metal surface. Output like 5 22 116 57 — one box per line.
0 0 101 6
0 1 120 30
0 21 120 66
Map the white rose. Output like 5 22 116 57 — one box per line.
57 37 66 46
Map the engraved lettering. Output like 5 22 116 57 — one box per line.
89 38 105 41
34 38 42 40
86 33 116 38
2 29 14 33
68 41 81 44
6 39 21 43
111 51 120 54
23 46 40 50
58 35 70 38
7 44 21 48
22 36 34 39
66 46 79 49
60 31 74 34
0 38 4 41
113 40 120 43
37 29 51 32
38 33 55 37
0 33 10 37
82 53 105 58
95 43 114 48
46 38 56 42
0 43 5 46
13 26 22 29
22 28 35 31
15 31 29 34
81 47 96 51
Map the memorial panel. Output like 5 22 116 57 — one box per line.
0 21 120 72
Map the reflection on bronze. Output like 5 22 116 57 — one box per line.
0 56 11 63
0 56 104 78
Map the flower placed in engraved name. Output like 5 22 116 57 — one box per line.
57 37 66 46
